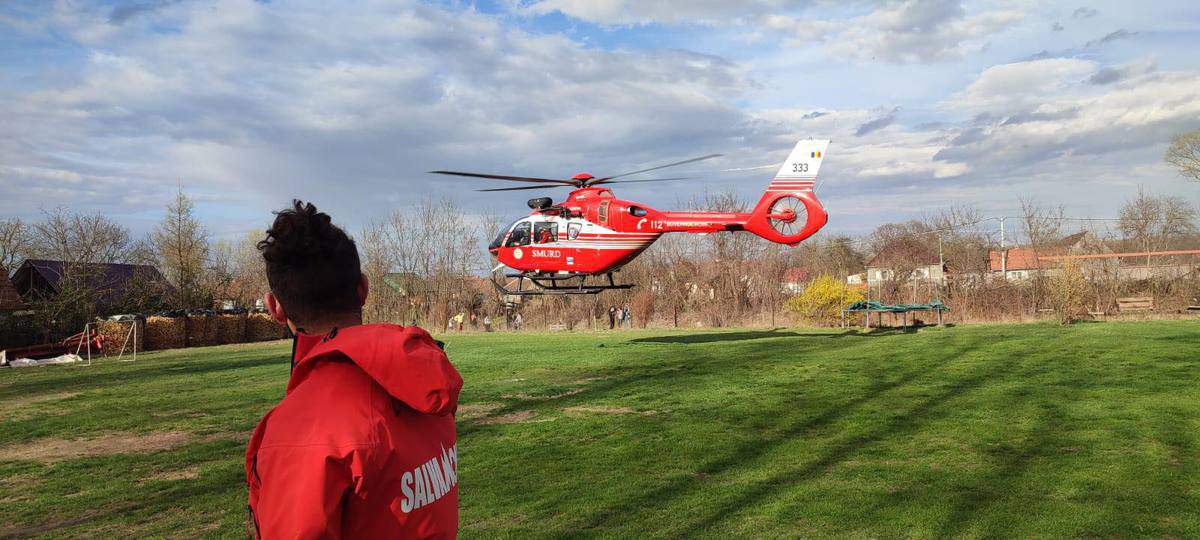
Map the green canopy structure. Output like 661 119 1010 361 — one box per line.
843 300 948 313
841 299 948 328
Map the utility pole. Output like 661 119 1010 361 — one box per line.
999 217 1007 277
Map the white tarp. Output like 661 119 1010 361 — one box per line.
7 353 83 368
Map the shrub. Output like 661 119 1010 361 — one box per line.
1049 259 1089 324
631 290 656 328
785 274 865 326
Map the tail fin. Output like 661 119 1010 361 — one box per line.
744 139 831 246
771 139 830 190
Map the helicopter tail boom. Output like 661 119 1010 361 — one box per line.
742 139 831 245
648 139 831 245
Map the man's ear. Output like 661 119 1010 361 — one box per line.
357 273 369 307
264 292 288 324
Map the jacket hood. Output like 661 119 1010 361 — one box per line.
289 323 461 415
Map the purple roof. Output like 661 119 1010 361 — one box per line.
13 259 173 302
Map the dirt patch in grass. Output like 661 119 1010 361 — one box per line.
150 411 210 418
477 411 537 425
563 406 656 416
192 430 252 445
573 376 610 384
0 431 191 463
142 465 200 482
457 403 502 420
2 392 82 421
503 388 585 401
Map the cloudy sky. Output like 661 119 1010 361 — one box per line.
2 0 1199 240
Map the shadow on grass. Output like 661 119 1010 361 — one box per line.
0 353 288 399
0 439 247 538
573 339 988 535
629 327 914 344
455 329 896 439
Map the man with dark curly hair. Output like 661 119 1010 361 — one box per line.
245 200 462 539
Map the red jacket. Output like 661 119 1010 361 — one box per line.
246 324 462 539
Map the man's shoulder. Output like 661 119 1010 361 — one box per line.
261 361 388 449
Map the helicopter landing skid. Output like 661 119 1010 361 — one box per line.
491 271 635 296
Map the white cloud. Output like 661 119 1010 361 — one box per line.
950 58 1098 114
938 61 1200 173
525 0 1025 64
821 0 1024 63
0 0 768 230
520 0 800 26
1 0 1197 237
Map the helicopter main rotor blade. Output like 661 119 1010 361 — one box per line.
429 170 576 185
596 154 723 181
475 184 571 192
589 176 694 185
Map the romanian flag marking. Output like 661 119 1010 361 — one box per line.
811 151 822 158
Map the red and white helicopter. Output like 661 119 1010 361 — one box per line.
431 139 831 295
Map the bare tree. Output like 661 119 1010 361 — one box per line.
1166 130 1200 183
1018 198 1065 249
367 197 485 326
20 209 143 340
154 189 210 309
233 232 268 307
750 244 789 326
865 220 939 302
359 221 401 323
1017 199 1067 311
0 218 30 273
31 208 135 264
124 237 160 267
692 192 758 325
1118 186 1198 264
797 236 864 280
206 239 237 307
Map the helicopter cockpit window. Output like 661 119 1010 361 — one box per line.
506 222 531 247
491 219 521 250
534 222 558 244
567 223 581 241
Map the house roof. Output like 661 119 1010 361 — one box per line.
0 266 23 310
12 259 172 301
866 238 940 268
988 231 1090 272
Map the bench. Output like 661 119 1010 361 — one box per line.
548 323 568 331
1117 296 1154 313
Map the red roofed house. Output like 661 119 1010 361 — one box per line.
989 231 1090 280
781 267 810 293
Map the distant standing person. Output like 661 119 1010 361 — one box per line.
513 312 523 330
621 304 631 328
608 306 617 329
483 315 493 332
454 312 465 331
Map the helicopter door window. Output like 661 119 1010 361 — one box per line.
567 223 581 241
599 201 609 224
534 222 558 244
506 222 531 247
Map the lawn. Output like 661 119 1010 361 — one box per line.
1 321 1198 538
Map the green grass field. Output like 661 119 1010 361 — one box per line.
1 321 1198 538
